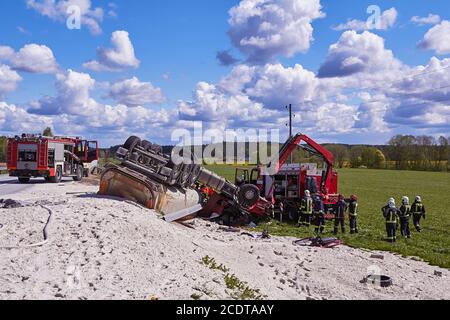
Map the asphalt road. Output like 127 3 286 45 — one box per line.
0 175 35 197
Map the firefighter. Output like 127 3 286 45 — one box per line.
381 198 394 216
298 190 313 227
334 194 347 235
398 196 412 238
348 195 359 234
313 193 326 234
411 196 426 232
383 199 399 243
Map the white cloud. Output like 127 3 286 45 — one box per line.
418 20 450 55
0 46 14 61
318 31 402 78
0 44 58 74
242 63 318 108
228 0 324 64
0 102 53 133
333 8 398 31
108 77 166 106
83 30 140 72
26 69 172 141
27 0 104 35
29 69 96 115
0 65 22 97
11 44 58 74
411 14 441 26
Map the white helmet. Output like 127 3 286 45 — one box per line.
388 199 396 208
402 196 409 205
388 197 395 205
305 190 311 197
415 196 422 203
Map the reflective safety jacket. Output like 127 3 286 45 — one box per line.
385 207 399 224
349 201 358 217
399 205 411 218
411 202 426 216
300 197 313 215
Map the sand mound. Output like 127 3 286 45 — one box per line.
0 181 449 300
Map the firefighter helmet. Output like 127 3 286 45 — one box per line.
389 199 396 208
415 196 422 203
402 196 409 205
305 190 311 197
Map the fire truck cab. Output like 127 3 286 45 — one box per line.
7 134 99 183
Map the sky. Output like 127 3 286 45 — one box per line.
0 0 449 147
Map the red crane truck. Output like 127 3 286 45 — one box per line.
235 133 339 220
7 134 99 183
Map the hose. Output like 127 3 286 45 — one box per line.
0 205 54 250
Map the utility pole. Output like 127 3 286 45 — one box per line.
286 104 294 164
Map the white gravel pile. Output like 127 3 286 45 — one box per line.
0 181 449 300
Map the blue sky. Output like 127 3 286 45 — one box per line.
0 0 449 146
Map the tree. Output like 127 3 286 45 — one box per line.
43 127 53 137
326 144 349 168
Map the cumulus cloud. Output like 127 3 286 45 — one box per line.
0 44 58 74
11 44 58 73
318 31 402 78
411 14 441 26
177 62 359 135
332 7 398 32
25 69 172 142
27 0 104 35
0 102 53 133
0 46 14 60
108 77 166 106
228 0 324 64
0 65 22 97
83 30 140 72
418 20 450 55
29 69 96 115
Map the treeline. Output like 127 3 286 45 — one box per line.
324 135 450 172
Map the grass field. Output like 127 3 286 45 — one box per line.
205 165 450 269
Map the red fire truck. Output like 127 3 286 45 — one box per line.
235 133 339 220
7 134 99 183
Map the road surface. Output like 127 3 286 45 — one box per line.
0 175 34 197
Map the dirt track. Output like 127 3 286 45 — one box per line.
0 181 449 300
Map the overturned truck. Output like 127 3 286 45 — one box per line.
99 136 272 223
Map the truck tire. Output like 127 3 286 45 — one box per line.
123 136 141 152
18 177 30 184
50 167 62 183
73 165 83 182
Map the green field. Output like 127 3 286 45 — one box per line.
206 165 450 269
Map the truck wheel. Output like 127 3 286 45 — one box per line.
123 136 141 152
73 166 83 182
18 177 30 184
50 167 62 183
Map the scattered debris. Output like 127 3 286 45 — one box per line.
370 254 385 260
218 226 241 233
293 237 343 248
361 275 393 288
0 199 23 209
434 271 443 277
240 230 271 240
